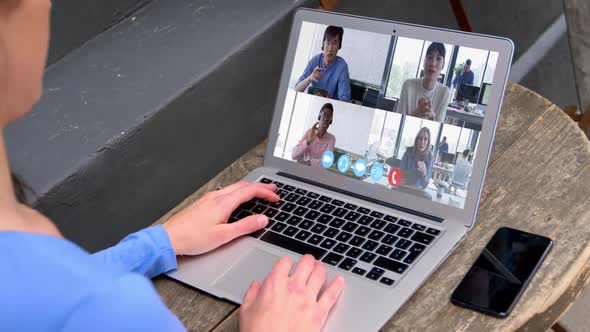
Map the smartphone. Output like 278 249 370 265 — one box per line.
451 227 552 318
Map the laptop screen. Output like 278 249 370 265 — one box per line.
272 22 500 210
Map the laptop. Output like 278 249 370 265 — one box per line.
168 9 513 331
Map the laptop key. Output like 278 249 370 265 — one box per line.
333 243 350 254
346 248 363 258
357 215 374 225
376 244 393 256
277 189 289 198
333 208 348 217
354 226 371 237
370 211 384 218
260 178 273 184
360 252 377 263
295 188 307 195
286 215 302 226
345 211 361 222
293 206 309 217
295 230 311 241
357 207 371 215
329 218 345 228
271 222 287 232
344 203 357 210
370 219 386 229
342 222 358 232
374 256 409 274
308 234 324 245
410 243 426 253
272 181 283 188
352 267 366 276
249 229 266 239
382 234 398 245
270 200 285 209
390 249 407 260
319 195 332 203
236 210 253 219
320 204 336 214
335 232 353 242
384 224 400 234
320 239 336 249
306 192 320 199
308 200 324 210
323 227 339 239
228 217 238 224
426 228 441 236
296 196 312 206
284 226 298 237
264 208 279 218
397 227 414 238
285 193 300 203
239 201 256 211
338 258 357 271
411 224 427 232
332 199 345 206
349 236 365 247
322 252 343 266
366 271 380 280
403 251 421 265
298 219 314 230
380 277 395 286
283 185 296 191
395 239 412 250
316 214 333 224
397 219 412 227
275 212 289 222
304 210 321 220
362 240 379 251
310 224 327 234
281 203 296 213
384 215 397 223
411 232 435 245
261 231 327 260
368 230 385 241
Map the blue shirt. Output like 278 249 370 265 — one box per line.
0 225 185 331
297 53 351 102
452 69 475 88
400 148 434 189
437 142 449 155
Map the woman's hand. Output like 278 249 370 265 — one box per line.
307 123 319 144
417 161 427 177
162 181 279 256
240 255 345 332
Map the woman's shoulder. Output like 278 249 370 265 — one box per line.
436 81 451 94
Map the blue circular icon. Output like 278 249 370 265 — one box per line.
337 155 351 173
353 159 367 177
321 151 334 168
370 163 384 182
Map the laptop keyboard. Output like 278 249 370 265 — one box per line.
228 177 442 287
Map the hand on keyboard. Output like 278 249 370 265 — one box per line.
162 181 279 256
240 254 345 332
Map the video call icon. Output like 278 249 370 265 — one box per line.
370 163 384 182
321 151 334 168
337 155 351 173
388 167 402 187
353 159 367 177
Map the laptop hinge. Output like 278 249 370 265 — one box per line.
277 171 444 223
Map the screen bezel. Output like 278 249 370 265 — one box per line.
264 8 514 227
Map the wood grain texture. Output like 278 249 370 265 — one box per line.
153 82 590 331
564 0 590 113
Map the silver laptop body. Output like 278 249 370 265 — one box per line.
168 9 513 331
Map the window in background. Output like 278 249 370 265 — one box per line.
483 51 499 84
453 47 489 88
368 110 387 149
386 37 424 99
457 128 474 156
379 112 402 158
440 124 462 155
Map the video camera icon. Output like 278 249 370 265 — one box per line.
321 151 334 168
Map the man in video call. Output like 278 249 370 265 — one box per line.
452 59 475 88
292 103 336 167
396 42 451 123
295 26 351 102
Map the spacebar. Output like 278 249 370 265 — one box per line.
261 231 327 260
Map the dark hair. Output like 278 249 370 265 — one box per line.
465 59 472 65
322 26 344 50
12 173 32 204
443 136 447 140
462 149 470 159
320 103 334 114
426 42 446 59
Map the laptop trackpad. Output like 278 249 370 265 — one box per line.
212 248 281 301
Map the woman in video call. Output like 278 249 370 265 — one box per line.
397 42 451 123
295 25 351 102
292 103 336 167
400 127 434 189
0 1 344 331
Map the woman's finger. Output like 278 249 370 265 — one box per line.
242 280 261 308
215 214 268 243
220 184 280 212
289 255 316 291
317 276 345 317
306 261 327 296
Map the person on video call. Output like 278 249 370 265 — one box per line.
292 103 336 167
295 26 351 102
452 59 475 88
397 42 451 123
400 127 434 189
436 136 449 159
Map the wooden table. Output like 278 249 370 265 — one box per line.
152 82 590 331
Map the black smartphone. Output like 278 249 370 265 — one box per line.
451 227 552 318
